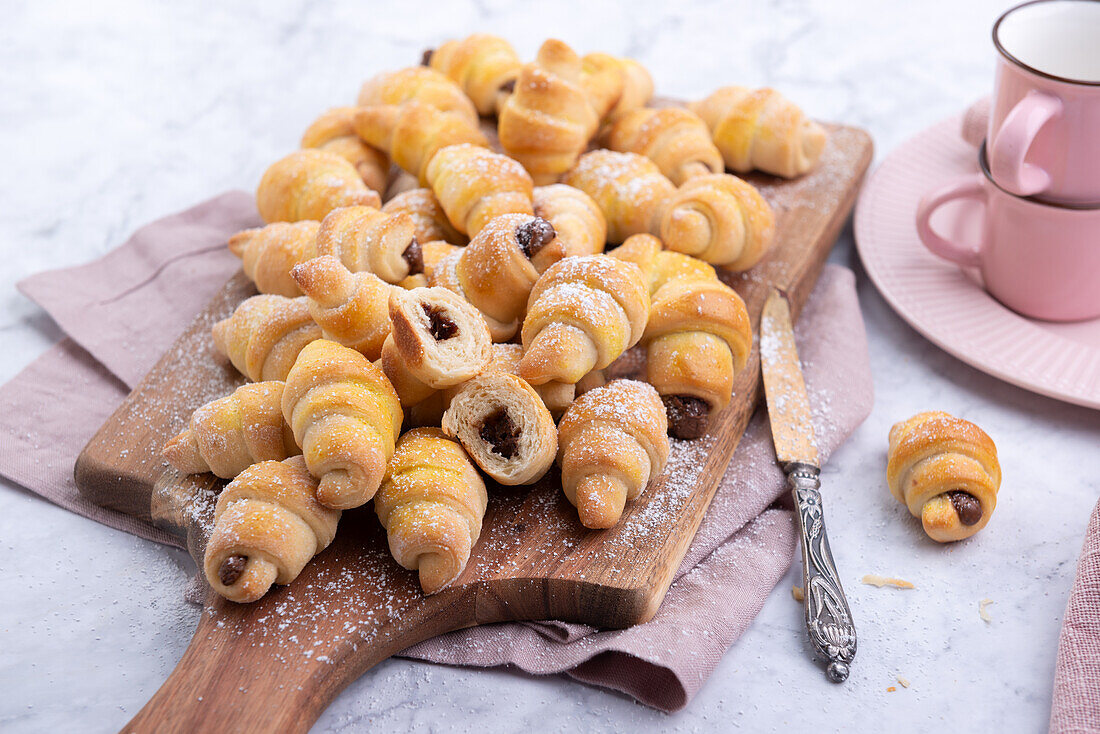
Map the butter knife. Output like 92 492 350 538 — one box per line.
760 287 856 683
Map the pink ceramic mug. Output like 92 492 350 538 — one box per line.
988 0 1100 204
916 146 1100 322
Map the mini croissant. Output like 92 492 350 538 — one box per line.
659 173 775 270
381 188 467 246
430 213 549 341
887 411 1001 543
282 339 403 510
356 66 478 125
519 255 649 386
162 381 300 478
563 150 675 243
579 52 654 123
228 221 320 297
291 255 393 360
301 107 389 193
426 144 534 237
558 379 669 529
691 86 827 178
375 427 488 594
354 102 488 185
204 456 339 603
606 107 724 185
396 240 463 290
498 39 599 185
426 33 522 116
388 286 493 390
314 205 423 284
212 294 322 382
256 150 381 224
531 184 607 271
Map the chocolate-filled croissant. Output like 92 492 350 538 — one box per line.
228 221 320 297
426 34 522 116
314 205 423 285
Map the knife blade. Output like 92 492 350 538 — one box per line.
760 287 857 683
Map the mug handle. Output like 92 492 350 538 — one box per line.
989 90 1062 196
915 174 986 269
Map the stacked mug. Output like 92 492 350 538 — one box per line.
917 0 1100 322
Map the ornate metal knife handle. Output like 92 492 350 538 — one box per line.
787 462 856 682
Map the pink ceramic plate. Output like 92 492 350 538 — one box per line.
855 114 1100 409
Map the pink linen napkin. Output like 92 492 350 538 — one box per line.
0 193 873 712
1050 498 1100 734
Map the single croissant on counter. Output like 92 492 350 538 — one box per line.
425 33 522 116
375 427 488 594
229 221 320 297
314 205 423 285
442 372 558 486
212 294 322 382
301 107 389 194
518 255 649 386
256 150 381 224
659 173 775 270
691 86 827 179
887 411 1001 543
381 188 467 246
354 101 488 185
563 150 675 243
204 456 339 603
426 144 534 237
430 213 551 341
498 39 600 185
579 52 654 123
558 379 669 529
388 286 493 389
531 184 607 271
606 107 724 186
291 255 393 361
162 381 300 478
356 66 478 125
282 339 403 509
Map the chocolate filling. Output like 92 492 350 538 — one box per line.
499 78 516 95
218 554 248 586
422 302 458 341
515 217 556 258
947 491 983 526
421 48 434 67
402 238 424 275
479 407 520 459
662 394 711 440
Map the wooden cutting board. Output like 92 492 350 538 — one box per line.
75 123 872 733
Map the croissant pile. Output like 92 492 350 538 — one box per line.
164 34 829 603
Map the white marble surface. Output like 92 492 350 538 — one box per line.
2 0 1098 731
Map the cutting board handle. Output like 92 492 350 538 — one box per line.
122 581 476 733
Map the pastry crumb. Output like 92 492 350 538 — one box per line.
979 598 994 622
861 574 915 589
897 676 910 688
792 585 804 602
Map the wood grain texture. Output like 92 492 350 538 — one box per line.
75 121 872 734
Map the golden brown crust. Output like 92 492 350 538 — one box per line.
519 255 649 386
531 184 607 272
428 34 521 116
375 427 487 594
498 40 600 185
579 52 654 123
204 456 339 603
257 150 381 224
691 86 827 178
563 150 675 243
356 66 478 125
659 173 775 269
301 106 389 193
291 255 393 360
228 221 320 297
426 144 534 237
314 205 420 284
281 339 403 509
212 294 322 382
382 188 468 246
557 379 669 529
886 411 1001 543
162 381 300 478
387 286 492 389
354 102 488 185
606 107 723 186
